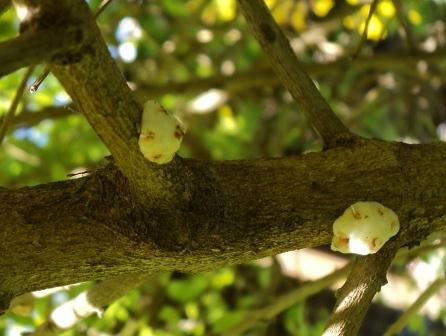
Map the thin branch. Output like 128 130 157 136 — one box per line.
1 104 76 130
30 273 149 336
94 0 113 17
384 278 446 336
396 240 446 262
224 263 352 336
0 65 35 144
0 26 82 78
392 0 416 52
237 0 353 147
352 0 380 59
5 47 446 131
314 1 362 22
29 67 49 94
137 48 446 96
323 242 399 336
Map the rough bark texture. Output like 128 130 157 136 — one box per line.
323 243 399 336
2 140 446 311
2 0 446 327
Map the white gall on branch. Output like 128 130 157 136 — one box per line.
138 101 185 164
331 201 400 255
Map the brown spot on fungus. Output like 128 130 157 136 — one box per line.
332 201 400 255
390 221 397 231
141 131 155 140
340 236 349 246
371 237 379 249
351 208 362 219
174 125 185 139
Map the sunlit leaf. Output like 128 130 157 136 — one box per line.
408 9 422 25
214 0 236 21
377 0 395 17
311 0 334 18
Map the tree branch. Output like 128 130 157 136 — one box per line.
224 262 352 336
2 104 77 130
29 0 115 93
1 140 446 311
30 273 149 336
0 65 35 144
323 242 399 336
384 277 446 336
237 0 353 147
392 0 416 51
11 0 186 206
0 26 83 78
5 44 446 131
352 0 379 58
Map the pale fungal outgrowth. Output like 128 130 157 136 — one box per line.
331 201 400 255
138 101 185 164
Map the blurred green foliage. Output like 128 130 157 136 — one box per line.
2 0 446 335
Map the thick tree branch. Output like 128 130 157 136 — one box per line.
4 4 446 334
323 242 399 336
11 0 187 206
237 0 353 147
29 0 115 93
1 140 446 312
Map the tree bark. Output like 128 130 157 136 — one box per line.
3 0 446 324
2 140 446 311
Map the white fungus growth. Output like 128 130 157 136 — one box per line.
331 201 400 255
138 101 185 164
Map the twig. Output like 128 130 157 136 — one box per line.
29 67 49 93
94 0 114 17
29 0 114 93
392 0 416 52
5 47 446 131
384 278 446 336
224 263 352 336
323 242 399 336
0 104 76 130
396 240 446 262
0 65 35 144
352 0 380 59
237 0 353 148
